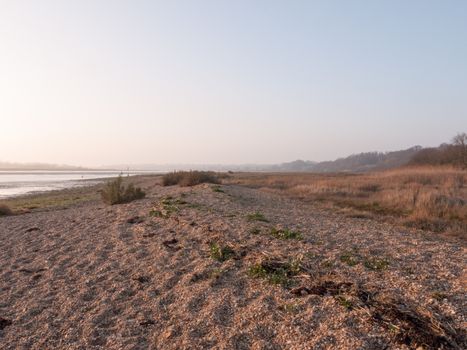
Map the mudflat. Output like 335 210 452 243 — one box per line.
0 176 465 349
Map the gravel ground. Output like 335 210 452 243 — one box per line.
0 178 465 349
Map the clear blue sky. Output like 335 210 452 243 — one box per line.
1 0 466 166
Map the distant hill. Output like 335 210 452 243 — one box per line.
4 133 464 173
0 161 89 171
275 146 423 173
270 160 318 172
97 146 431 173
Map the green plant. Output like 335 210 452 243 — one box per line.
270 228 302 240
212 185 225 193
187 202 203 209
209 242 235 262
150 196 188 218
364 257 389 271
431 292 448 301
101 176 145 205
321 259 334 268
0 204 13 216
149 209 165 218
248 258 301 287
246 212 269 222
335 295 353 310
249 227 261 235
280 303 301 314
340 252 360 266
209 268 225 279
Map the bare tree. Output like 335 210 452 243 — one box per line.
452 132 467 167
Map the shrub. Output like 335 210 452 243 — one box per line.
0 204 13 216
162 171 221 187
101 176 145 205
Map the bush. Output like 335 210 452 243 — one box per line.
0 204 13 216
101 176 145 205
162 171 220 187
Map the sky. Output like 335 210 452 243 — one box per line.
1 0 466 167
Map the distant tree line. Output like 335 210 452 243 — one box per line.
409 133 467 168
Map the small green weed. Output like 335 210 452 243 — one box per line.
209 268 225 279
149 209 165 218
321 259 334 268
270 228 302 240
249 227 261 235
363 257 389 271
248 258 301 287
280 303 301 314
150 196 189 218
340 252 360 266
209 242 235 262
335 295 353 310
212 185 225 193
247 212 269 222
432 292 448 301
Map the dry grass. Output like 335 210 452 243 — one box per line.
227 166 466 237
162 171 221 187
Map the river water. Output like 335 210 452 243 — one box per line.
0 171 143 198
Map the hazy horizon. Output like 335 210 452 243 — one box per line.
1 1 466 167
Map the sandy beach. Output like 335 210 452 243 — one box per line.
0 176 465 349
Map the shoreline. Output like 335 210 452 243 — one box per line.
0 172 159 201
1 175 160 213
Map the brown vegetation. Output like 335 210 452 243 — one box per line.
0 203 13 216
226 166 467 237
162 171 221 186
410 133 467 168
100 176 146 205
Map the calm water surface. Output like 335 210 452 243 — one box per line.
0 171 148 198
